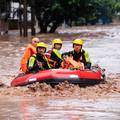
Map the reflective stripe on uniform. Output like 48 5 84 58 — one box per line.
53 49 62 60
44 56 51 68
28 54 36 68
84 51 91 63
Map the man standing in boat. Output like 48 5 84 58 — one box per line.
28 42 51 73
62 39 91 69
46 38 63 68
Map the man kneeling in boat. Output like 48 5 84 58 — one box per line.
27 42 51 73
62 39 91 69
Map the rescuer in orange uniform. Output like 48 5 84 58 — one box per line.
20 37 40 73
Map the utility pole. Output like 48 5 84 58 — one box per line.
23 0 27 37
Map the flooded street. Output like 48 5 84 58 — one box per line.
0 25 120 120
0 95 120 120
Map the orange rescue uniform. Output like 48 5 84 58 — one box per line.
20 44 36 73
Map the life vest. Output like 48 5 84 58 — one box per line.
46 49 59 68
28 54 51 72
61 56 84 70
20 44 36 73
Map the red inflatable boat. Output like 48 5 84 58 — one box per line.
11 66 105 87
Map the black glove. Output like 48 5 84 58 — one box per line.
85 62 91 69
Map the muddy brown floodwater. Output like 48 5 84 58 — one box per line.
0 25 120 120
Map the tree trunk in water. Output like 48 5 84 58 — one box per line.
0 19 8 35
49 22 59 33
38 20 47 33
31 0 36 36
40 26 47 33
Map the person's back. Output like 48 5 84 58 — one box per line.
20 37 40 73
47 38 63 68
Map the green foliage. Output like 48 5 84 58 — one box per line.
0 0 6 12
0 0 11 13
114 1 120 12
27 0 120 32
1 0 120 32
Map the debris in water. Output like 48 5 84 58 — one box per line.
0 74 120 99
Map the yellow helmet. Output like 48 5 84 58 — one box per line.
37 42 47 48
73 39 84 45
52 38 62 47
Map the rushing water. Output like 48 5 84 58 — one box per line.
0 25 120 120
62 35 120 74
0 95 120 120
